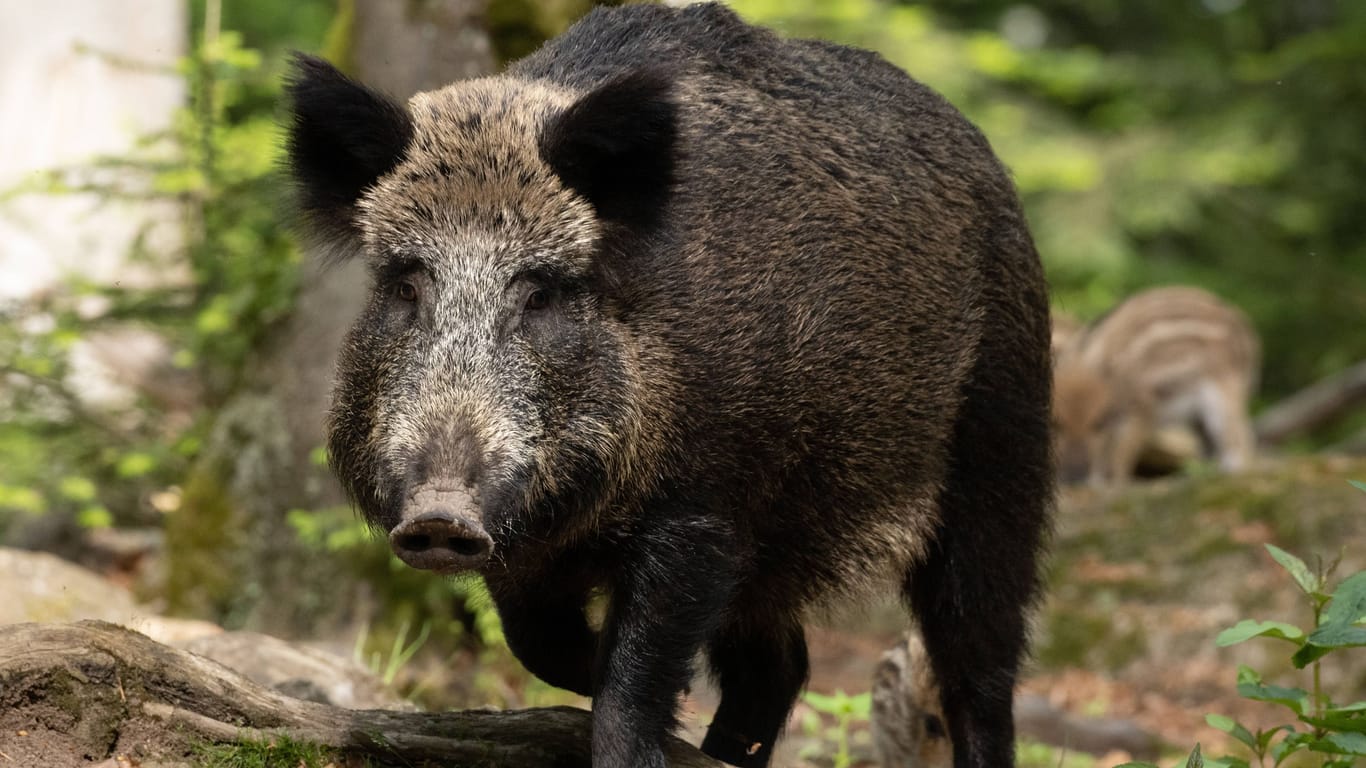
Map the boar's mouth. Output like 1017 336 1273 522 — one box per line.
388 484 493 574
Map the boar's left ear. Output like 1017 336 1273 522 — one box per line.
539 69 677 231
284 53 414 258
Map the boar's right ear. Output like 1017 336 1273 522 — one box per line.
284 54 413 258
539 69 677 231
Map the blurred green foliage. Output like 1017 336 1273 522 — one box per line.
734 0 1366 401
800 689 872 768
0 13 312 543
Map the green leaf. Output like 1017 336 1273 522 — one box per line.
1319 571 1366 631
115 452 157 478
0 484 45 514
1256 725 1292 752
1305 623 1366 651
1309 732 1366 756
1301 706 1366 735
1206 714 1256 750
1290 642 1330 668
58 475 97 503
1275 729 1315 758
1184 743 1205 768
1216 619 1305 646
76 505 112 529
1348 480 1366 493
1265 544 1319 595
1292 571 1366 665
1236 666 1309 715
803 691 840 713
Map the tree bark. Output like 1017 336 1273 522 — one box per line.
0 621 721 768
353 0 495 95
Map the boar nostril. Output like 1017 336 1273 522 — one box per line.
389 512 493 572
396 532 433 552
448 536 485 556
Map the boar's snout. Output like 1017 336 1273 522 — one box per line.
389 487 492 573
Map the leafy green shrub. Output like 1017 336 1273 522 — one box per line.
1122 523 1365 768
1201 543 1366 768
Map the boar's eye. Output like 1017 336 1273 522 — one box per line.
525 288 551 312
396 281 418 302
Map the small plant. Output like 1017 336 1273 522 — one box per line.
800 689 871 768
1121 511 1365 768
352 617 431 687
1202 542 1366 768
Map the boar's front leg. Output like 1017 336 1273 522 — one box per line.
486 557 599 697
701 616 809 767
592 514 739 768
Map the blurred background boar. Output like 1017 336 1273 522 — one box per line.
286 3 1051 767
1053 286 1261 486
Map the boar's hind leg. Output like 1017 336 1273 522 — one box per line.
593 514 739 768
908 290 1052 768
488 565 598 697
700 616 809 767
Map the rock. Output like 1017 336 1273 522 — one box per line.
176 631 414 711
0 547 139 625
0 547 221 646
0 547 409 712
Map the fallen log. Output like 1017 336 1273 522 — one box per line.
1255 359 1366 446
0 621 721 768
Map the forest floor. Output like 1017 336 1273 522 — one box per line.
764 453 1366 766
2 454 1363 767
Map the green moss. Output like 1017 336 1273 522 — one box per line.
1036 606 1112 669
486 0 633 66
162 467 243 623
1099 623 1147 670
192 735 354 768
320 0 356 75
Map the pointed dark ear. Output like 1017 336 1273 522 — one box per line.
539 69 677 231
284 53 413 257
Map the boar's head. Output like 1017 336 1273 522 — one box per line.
284 55 676 572
1051 359 1149 486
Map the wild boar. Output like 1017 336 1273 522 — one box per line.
873 631 953 768
1053 286 1260 486
1052 309 1082 360
284 4 1053 767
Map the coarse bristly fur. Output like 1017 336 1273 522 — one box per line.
1053 286 1260 486
283 4 1053 768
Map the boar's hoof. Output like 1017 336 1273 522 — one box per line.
389 512 492 573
